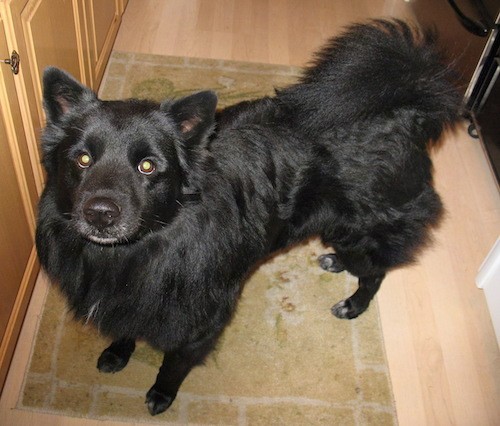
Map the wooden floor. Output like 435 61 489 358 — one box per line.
1 0 499 425
112 0 413 66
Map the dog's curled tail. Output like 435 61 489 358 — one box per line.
277 19 462 145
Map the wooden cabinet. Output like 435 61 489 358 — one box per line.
0 0 125 393
0 11 38 395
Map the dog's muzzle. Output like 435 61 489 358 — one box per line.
77 196 135 244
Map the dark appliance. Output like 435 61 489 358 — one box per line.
410 0 500 186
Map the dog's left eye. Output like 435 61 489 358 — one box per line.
138 159 156 175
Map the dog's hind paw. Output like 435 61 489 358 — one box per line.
318 253 345 273
145 387 175 416
331 299 363 320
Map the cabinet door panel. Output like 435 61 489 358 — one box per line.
18 0 83 128
0 100 33 340
85 0 121 86
22 0 81 77
92 0 116 58
8 0 87 195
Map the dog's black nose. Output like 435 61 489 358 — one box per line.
83 197 121 229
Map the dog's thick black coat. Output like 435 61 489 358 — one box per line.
36 20 460 415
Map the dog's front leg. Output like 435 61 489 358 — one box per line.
145 338 217 416
97 338 136 373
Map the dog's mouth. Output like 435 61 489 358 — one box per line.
76 223 138 245
85 233 127 245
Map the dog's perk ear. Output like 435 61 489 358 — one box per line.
43 67 97 124
165 91 217 143
162 91 217 193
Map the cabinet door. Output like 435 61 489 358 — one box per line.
0 14 39 394
84 0 122 87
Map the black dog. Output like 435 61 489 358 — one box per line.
36 20 460 415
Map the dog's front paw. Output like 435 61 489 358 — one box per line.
318 253 345 273
331 299 365 319
97 349 129 373
145 387 175 416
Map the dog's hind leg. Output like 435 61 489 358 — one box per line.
318 246 386 319
331 274 385 319
97 338 136 373
318 253 345 273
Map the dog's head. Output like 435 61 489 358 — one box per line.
41 67 217 245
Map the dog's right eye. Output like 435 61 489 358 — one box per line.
76 153 92 169
138 159 156 175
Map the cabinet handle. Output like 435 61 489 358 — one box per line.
1 51 20 75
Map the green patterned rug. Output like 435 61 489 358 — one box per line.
19 52 397 425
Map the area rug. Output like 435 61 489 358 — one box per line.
19 52 397 425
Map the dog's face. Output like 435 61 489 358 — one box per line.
41 68 217 245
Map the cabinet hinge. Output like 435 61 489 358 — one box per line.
1 51 20 75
